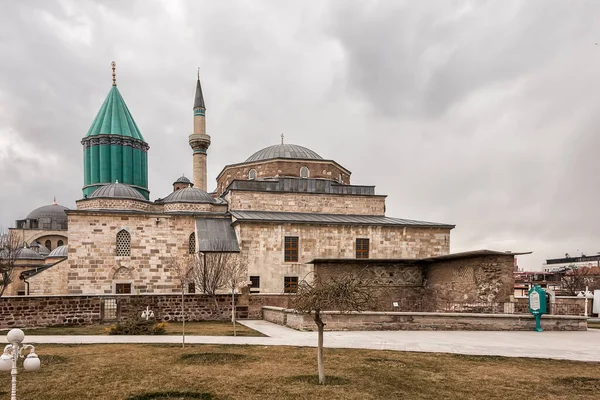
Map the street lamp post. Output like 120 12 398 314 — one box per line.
0 328 41 400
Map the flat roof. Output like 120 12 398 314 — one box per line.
309 250 532 264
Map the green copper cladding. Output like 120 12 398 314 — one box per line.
81 85 150 199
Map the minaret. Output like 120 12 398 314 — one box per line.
188 70 211 191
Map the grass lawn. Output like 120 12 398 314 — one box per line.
0 321 263 337
0 344 598 399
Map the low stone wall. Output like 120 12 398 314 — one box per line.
247 294 293 319
262 307 588 331
0 294 244 329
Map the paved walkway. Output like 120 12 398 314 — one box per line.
7 320 600 363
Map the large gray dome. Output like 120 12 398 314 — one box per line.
26 204 69 229
245 144 323 162
163 187 214 203
47 245 68 258
89 182 146 200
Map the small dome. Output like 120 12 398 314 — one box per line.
29 241 50 256
163 187 214 203
47 245 68 258
245 144 323 162
26 204 69 229
173 175 192 186
89 182 146 200
16 248 44 260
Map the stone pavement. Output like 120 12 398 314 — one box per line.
7 320 600 363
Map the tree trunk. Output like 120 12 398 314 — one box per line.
232 289 237 336
314 310 325 385
181 288 185 348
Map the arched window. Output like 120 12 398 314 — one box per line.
116 229 131 256
57 240 64 247
300 166 309 178
45 240 52 251
248 169 257 180
188 232 196 254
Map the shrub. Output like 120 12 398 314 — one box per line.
107 320 168 335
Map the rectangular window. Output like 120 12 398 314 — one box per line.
284 236 299 262
356 238 370 259
250 276 260 288
115 283 131 294
284 276 298 293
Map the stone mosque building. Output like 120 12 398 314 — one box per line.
5 64 516 301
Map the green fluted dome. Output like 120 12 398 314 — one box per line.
85 86 145 141
82 84 149 200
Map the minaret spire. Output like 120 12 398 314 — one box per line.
189 69 211 191
194 68 205 109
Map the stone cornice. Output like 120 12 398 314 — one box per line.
81 134 150 151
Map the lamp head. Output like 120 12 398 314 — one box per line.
23 352 40 372
0 353 12 372
6 329 24 344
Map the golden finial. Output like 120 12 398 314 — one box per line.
111 61 117 86
52 196 57 205
281 133 284 145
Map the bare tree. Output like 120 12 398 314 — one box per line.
222 254 248 336
292 273 375 385
166 257 190 348
0 228 21 297
560 265 600 295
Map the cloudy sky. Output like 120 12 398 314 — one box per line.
1 0 599 270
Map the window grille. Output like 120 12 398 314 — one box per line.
284 276 298 293
284 236 299 262
300 166 309 178
116 229 131 256
101 298 118 320
189 232 196 254
45 240 52 251
356 238 370 259
250 276 260 288
115 283 131 294
248 169 257 180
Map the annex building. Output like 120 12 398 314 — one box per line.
5 64 520 304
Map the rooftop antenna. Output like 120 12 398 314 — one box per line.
111 61 117 86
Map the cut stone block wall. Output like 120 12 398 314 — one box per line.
228 190 386 215
0 294 245 330
238 224 451 293
262 307 588 331
217 159 351 195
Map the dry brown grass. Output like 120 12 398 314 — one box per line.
0 344 598 400
0 322 263 337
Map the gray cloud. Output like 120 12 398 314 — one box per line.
1 0 599 270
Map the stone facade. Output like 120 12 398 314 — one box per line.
64 211 198 294
9 229 68 251
216 159 351 196
426 256 515 303
227 190 386 215
314 252 516 309
239 224 451 293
